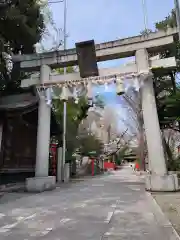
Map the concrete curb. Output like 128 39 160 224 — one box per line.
146 192 180 240
0 183 25 192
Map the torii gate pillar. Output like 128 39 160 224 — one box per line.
136 49 179 191
26 65 56 192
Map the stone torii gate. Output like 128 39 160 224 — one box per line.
12 28 179 192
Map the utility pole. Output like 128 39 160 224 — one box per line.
174 0 180 39
174 0 180 133
107 125 111 143
141 0 148 31
62 0 67 181
49 0 68 182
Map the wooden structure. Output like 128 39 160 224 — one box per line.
0 91 60 183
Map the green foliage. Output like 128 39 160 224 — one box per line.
76 104 90 121
168 155 180 171
114 154 122 165
111 146 129 166
117 146 129 160
149 9 180 131
53 66 92 161
53 97 90 128
155 9 177 30
154 75 180 130
55 66 75 74
55 66 91 120
78 134 103 157
0 0 45 54
53 96 91 160
149 9 180 171
0 0 45 94
153 75 176 127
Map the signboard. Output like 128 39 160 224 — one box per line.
75 40 99 78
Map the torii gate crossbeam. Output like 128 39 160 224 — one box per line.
12 28 178 70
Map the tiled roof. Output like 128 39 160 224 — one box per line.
0 93 38 110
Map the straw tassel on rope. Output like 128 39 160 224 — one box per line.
116 76 125 95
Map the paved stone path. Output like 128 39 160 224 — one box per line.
0 165 178 239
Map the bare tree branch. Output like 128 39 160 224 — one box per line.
119 88 147 169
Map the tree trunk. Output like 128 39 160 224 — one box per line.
161 132 169 170
137 113 146 171
137 131 145 171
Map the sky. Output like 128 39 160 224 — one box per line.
48 0 175 116
49 0 174 50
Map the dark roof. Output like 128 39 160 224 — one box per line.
0 93 38 110
0 93 62 138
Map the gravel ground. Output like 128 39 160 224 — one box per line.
153 192 180 236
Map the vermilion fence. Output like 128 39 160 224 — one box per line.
104 162 116 170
